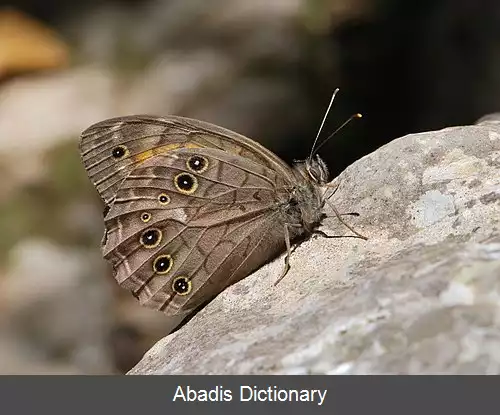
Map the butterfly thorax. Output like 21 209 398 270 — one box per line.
283 155 329 234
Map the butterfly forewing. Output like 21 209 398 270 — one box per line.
79 115 294 206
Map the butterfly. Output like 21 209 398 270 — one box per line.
79 90 366 322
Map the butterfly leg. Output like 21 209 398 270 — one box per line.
325 199 368 240
325 180 340 197
312 229 365 239
323 181 360 217
274 223 301 286
323 180 368 240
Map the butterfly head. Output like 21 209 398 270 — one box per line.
305 155 329 186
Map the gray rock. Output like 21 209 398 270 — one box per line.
128 117 500 375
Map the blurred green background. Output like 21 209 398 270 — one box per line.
1 0 500 374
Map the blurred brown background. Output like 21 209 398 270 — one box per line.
1 0 500 374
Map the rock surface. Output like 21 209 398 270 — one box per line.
129 116 500 375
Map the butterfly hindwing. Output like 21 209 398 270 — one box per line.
103 147 292 315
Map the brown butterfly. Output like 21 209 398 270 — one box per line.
79 91 365 321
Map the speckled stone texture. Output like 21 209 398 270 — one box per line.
128 115 500 375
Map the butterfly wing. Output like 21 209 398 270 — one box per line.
103 147 294 316
79 115 294 206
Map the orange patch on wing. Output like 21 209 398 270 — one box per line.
132 143 203 163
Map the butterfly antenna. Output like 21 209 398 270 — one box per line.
312 112 362 157
308 88 340 161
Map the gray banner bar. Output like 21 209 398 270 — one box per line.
0 376 494 415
